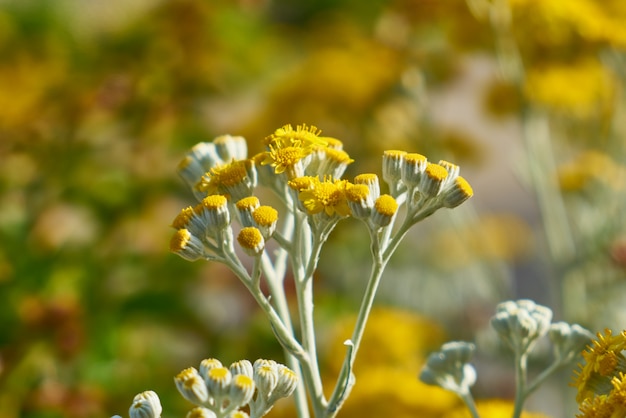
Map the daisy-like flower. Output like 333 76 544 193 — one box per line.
264 123 326 148
237 227 265 256
296 176 351 217
197 159 256 201
573 329 626 403
260 141 311 178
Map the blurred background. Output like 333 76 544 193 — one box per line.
1 0 625 417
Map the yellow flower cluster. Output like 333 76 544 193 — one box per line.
573 329 626 416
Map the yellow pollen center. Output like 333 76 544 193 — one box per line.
325 148 354 164
237 227 263 249
253 206 278 226
234 374 254 388
314 182 342 206
236 196 260 210
375 195 398 216
195 195 227 214
425 163 448 181
178 156 193 170
354 173 379 185
288 176 315 191
209 367 230 381
384 150 407 159
345 184 370 202
172 207 194 229
274 146 306 165
456 176 473 197
212 162 247 186
170 229 191 251
405 153 427 165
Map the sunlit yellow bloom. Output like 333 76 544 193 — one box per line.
524 60 615 117
237 227 265 256
442 399 550 418
573 329 626 403
264 123 326 148
297 177 351 217
260 143 309 176
197 159 251 197
576 395 613 418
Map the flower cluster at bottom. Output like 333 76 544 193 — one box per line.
573 329 626 417
120 358 297 418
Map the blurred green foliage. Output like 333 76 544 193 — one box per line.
1 0 626 417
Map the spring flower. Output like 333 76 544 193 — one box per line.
371 194 398 227
237 227 265 256
172 206 207 238
235 196 260 227
228 374 256 407
269 364 299 402
401 153 428 187
213 135 247 162
252 205 278 238
419 163 449 198
205 366 232 399
315 146 354 179
229 359 254 378
441 176 474 208
345 183 373 219
198 159 256 201
382 150 407 187
129 391 162 418
264 123 326 148
178 142 223 193
549 322 594 364
420 341 477 396
354 173 381 200
200 358 224 380
253 359 279 400
194 195 231 234
175 367 210 405
296 176 351 217
261 142 311 178
186 407 217 418
170 229 205 261
490 299 553 354
573 329 626 404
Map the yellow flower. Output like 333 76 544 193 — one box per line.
297 176 351 217
524 60 615 117
197 159 250 196
264 123 326 148
260 142 309 176
573 329 626 403
442 399 550 418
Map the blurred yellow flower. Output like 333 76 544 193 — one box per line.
442 399 551 418
524 60 615 117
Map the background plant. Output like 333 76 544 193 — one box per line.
1 0 625 417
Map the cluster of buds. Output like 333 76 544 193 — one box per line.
420 300 593 417
169 125 474 263
119 359 297 418
490 299 553 355
419 341 477 396
381 150 473 213
174 358 297 418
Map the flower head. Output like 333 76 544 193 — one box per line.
175 367 209 405
296 176 351 218
197 159 256 201
420 341 477 396
237 227 265 256
129 391 162 418
573 329 626 403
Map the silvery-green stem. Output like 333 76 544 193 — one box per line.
460 392 481 418
512 351 528 418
